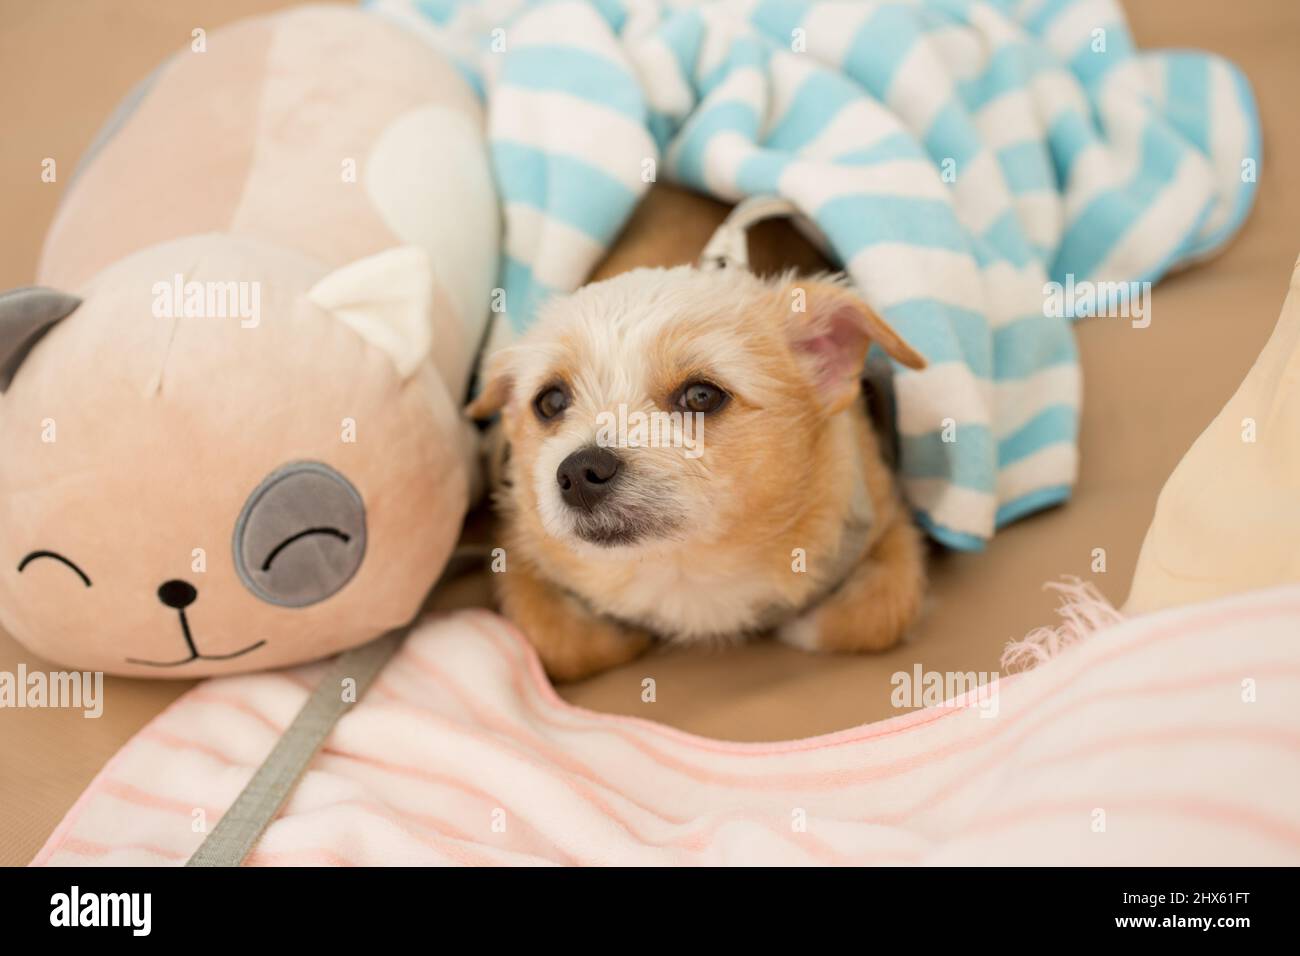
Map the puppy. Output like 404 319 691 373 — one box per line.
467 255 929 682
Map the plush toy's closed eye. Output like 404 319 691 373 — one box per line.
233 461 368 608
260 527 352 572
18 550 92 587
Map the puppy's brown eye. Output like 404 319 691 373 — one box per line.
676 381 728 414
533 386 569 421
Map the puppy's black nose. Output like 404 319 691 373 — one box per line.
157 579 198 610
556 446 622 511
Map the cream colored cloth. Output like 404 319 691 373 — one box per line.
1127 254 1300 613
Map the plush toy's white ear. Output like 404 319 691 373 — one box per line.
307 246 433 379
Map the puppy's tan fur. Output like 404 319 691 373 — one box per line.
469 186 927 681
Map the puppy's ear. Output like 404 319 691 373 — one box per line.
465 348 516 421
784 279 925 414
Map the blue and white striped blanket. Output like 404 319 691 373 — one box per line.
372 0 1259 549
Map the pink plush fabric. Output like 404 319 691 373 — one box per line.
34 587 1300 865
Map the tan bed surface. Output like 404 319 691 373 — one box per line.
2 0 1297 865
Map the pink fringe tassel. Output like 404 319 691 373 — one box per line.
1000 577 1124 674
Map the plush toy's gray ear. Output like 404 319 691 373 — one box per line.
0 287 81 393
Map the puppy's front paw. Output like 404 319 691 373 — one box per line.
775 613 823 652
533 607 653 683
497 558 652 681
776 598 908 654
776 519 924 654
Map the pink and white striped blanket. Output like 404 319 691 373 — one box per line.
34 586 1300 866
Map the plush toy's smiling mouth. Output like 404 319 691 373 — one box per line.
124 579 266 668
124 610 266 667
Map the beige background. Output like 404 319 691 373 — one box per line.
1 0 1297 865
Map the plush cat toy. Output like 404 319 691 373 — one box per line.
0 5 499 675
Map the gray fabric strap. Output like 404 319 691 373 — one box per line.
185 626 406 867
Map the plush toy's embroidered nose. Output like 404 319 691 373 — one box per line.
556 446 622 512
157 579 198 610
